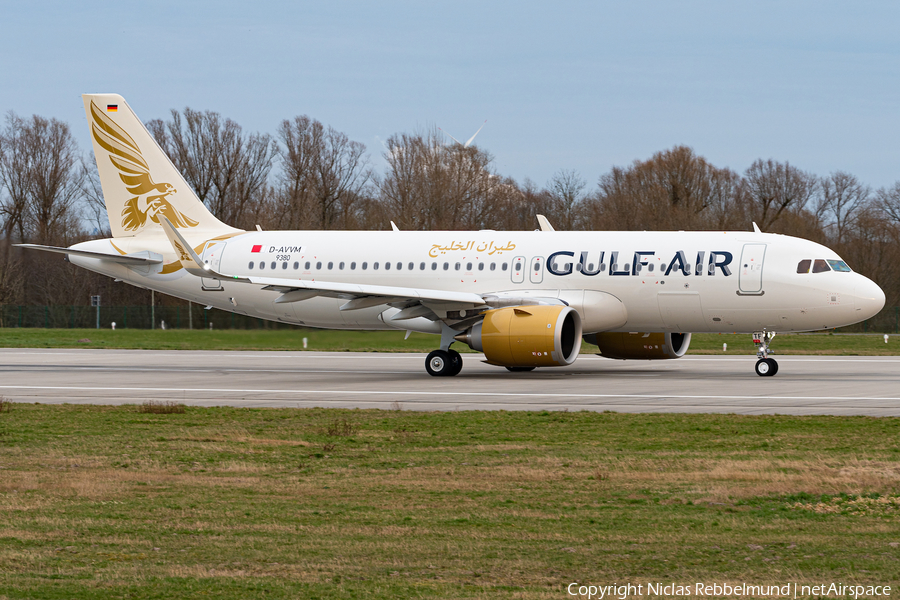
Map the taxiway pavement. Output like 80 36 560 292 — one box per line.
0 349 898 416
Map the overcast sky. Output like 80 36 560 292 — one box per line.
2 1 899 190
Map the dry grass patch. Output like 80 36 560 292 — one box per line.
325 416 356 437
791 494 900 515
138 400 186 414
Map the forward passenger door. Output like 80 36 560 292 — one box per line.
738 243 766 295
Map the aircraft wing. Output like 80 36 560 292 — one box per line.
248 275 486 306
157 216 486 308
15 244 163 265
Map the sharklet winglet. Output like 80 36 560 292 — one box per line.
158 216 249 282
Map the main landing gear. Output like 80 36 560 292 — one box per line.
753 331 778 377
425 349 462 377
426 323 465 377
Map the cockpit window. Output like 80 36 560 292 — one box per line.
827 259 852 272
812 259 831 273
796 259 811 274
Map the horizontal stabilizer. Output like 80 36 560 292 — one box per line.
15 244 163 265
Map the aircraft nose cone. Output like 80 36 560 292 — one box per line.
855 277 885 319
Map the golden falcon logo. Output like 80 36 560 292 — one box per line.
173 240 190 262
89 101 199 232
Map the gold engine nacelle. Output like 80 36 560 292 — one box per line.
455 305 582 367
584 332 692 360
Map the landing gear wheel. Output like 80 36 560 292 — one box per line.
752 331 779 377
447 349 463 376
755 358 778 377
426 350 461 377
505 366 536 372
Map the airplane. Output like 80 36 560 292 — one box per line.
18 94 886 377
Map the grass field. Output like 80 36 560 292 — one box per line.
0 328 897 355
1 404 899 599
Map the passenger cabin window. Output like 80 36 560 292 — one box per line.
339 262 345 269
293 261 299 270
398 262 403 270
797 259 811 274
478 263 484 271
270 262 276 269
374 262 379 270
305 261 311 269
350 262 356 270
362 262 368 270
502 263 508 271
431 262 437 270
812 259 830 273
384 262 390 270
259 262 265 270
316 261 322 269
490 263 496 271
327 262 333 270
282 262 288 269
408 262 414 270
248 261 254 269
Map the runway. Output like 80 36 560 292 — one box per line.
0 349 898 416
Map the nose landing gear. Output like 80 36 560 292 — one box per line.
753 331 778 376
754 357 778 376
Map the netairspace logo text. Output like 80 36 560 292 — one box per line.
567 582 891 599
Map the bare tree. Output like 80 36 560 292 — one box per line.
586 146 742 231
0 242 23 313
379 128 502 230
546 170 586 230
743 159 818 231
377 131 425 230
875 182 900 225
488 178 555 231
0 113 84 245
273 115 372 230
149 108 277 229
272 115 321 230
820 171 870 245
0 114 29 243
80 155 111 236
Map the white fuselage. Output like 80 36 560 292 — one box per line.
69 228 885 336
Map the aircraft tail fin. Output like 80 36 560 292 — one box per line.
82 94 239 239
